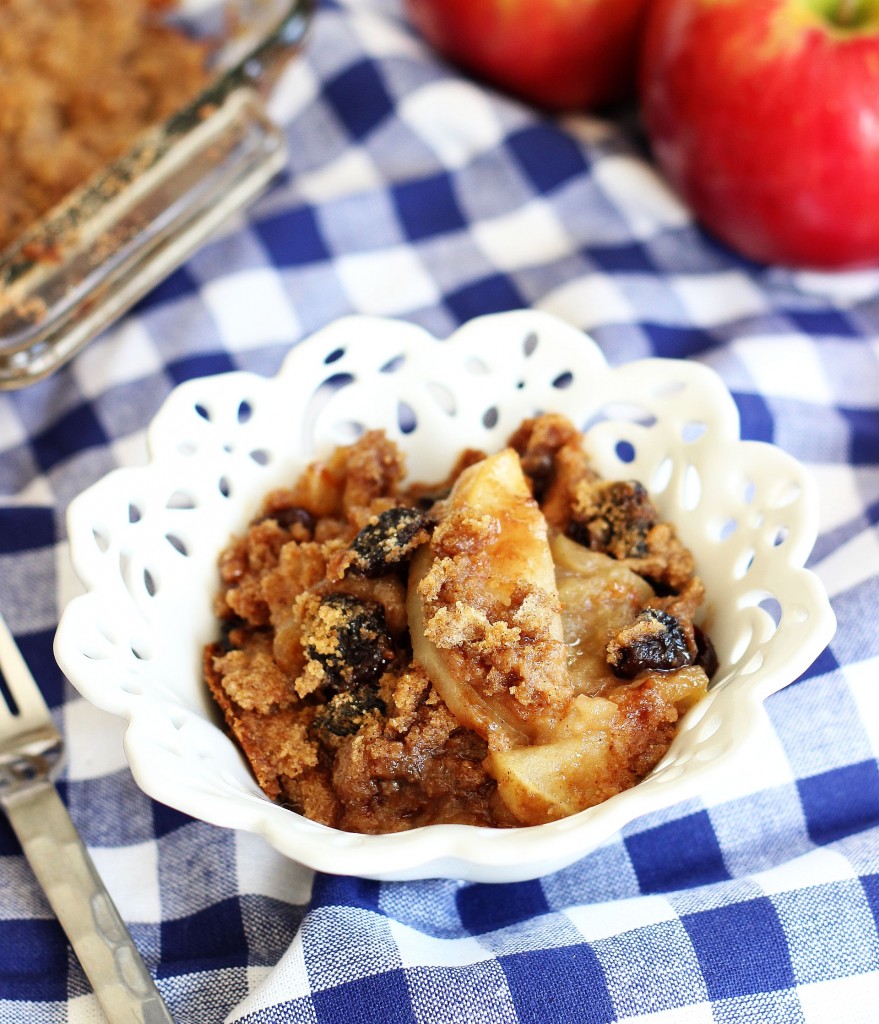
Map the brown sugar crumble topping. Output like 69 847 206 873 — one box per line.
204 414 715 832
0 0 210 252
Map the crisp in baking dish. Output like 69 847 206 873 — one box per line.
0 0 313 389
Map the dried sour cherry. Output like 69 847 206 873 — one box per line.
346 506 432 577
219 616 248 652
312 686 386 740
304 593 393 691
271 506 316 534
607 608 694 678
695 625 718 680
569 480 658 559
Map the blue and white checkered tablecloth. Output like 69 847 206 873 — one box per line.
2 1 879 1021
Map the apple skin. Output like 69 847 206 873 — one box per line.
405 0 652 111
640 0 879 269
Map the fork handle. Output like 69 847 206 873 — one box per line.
4 780 174 1024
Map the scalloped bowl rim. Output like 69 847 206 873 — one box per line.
54 310 836 882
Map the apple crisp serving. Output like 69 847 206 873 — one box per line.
204 414 716 831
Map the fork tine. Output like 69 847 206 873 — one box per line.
0 612 174 1022
0 611 51 729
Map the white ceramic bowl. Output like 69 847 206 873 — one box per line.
55 311 835 882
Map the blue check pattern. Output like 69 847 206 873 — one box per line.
2 0 879 1020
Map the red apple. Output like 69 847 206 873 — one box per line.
404 0 652 111
640 0 879 269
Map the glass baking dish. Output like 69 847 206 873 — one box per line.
0 0 314 390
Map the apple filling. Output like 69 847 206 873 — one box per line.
204 414 714 832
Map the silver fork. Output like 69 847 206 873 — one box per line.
0 611 174 1024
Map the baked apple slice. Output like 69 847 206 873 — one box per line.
485 694 620 823
408 448 569 747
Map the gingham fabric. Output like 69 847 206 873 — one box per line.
2 1 879 1021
